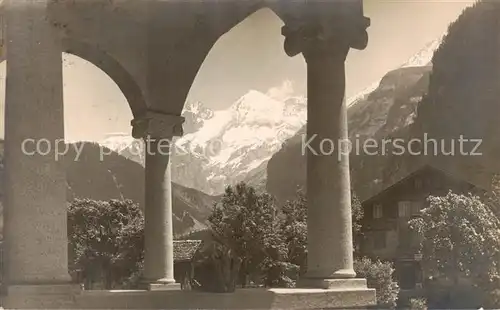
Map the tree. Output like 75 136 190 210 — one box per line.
280 189 307 271
208 182 285 287
193 231 243 292
408 191 500 303
68 199 144 289
482 173 500 218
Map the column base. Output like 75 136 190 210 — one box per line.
139 280 181 291
3 284 81 309
1 287 377 309
297 278 368 290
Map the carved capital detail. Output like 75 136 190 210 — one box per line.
281 12 370 58
131 111 185 140
283 24 350 64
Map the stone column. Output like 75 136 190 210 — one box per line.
282 24 367 289
131 111 185 290
302 43 356 283
3 0 72 287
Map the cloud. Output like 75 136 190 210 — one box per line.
266 80 295 102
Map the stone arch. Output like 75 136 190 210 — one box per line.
216 4 288 39
61 38 146 117
186 6 292 111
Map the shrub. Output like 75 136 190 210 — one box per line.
409 298 427 310
68 199 144 289
354 257 400 309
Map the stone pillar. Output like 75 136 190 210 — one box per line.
303 43 356 283
282 23 369 291
3 0 72 286
131 111 185 290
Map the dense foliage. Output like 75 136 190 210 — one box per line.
409 297 427 310
208 182 287 287
409 192 500 285
68 199 144 289
409 192 500 308
354 257 400 309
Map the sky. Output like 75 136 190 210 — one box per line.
0 0 476 142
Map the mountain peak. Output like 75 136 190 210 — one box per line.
229 90 293 127
232 90 282 109
348 36 442 108
172 87 307 194
400 37 443 68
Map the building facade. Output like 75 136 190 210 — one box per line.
360 164 487 297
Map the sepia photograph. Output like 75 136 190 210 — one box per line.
0 0 497 309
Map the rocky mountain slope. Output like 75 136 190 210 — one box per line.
0 141 216 236
390 0 500 190
267 1 500 203
101 92 308 195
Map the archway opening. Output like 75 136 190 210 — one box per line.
176 7 307 198
62 54 133 144
0 53 135 143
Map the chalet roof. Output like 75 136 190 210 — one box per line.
362 163 490 205
173 240 203 262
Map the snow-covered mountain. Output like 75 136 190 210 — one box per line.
401 38 442 68
178 91 305 166
100 91 307 195
347 38 441 109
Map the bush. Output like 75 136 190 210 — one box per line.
68 199 144 289
409 298 427 310
354 257 400 309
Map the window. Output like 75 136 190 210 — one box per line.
398 201 412 218
414 177 423 190
373 204 383 219
373 231 386 249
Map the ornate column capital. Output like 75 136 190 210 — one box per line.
281 10 370 59
131 110 185 140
